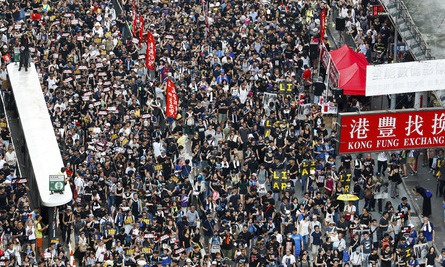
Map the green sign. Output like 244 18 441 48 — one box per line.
49 175 65 192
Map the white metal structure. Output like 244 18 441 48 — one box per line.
7 63 72 207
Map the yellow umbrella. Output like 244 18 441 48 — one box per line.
337 194 359 201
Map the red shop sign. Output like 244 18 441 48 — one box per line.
338 109 445 153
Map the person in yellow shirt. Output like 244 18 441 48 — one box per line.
35 214 48 255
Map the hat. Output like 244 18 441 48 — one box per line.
140 156 146 161
186 258 192 263
95 22 101 27
212 261 217 265
222 219 229 224
376 172 381 176
442 248 445 252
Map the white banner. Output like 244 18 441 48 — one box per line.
366 59 445 96
262 92 278 111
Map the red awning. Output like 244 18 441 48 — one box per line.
329 45 369 96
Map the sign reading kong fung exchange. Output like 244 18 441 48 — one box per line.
338 109 445 153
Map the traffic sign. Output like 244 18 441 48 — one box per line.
49 175 65 192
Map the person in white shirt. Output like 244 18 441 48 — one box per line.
46 73 58 90
4 146 16 168
92 22 104 38
282 249 296 266
350 247 363 267
152 138 164 158
53 98 66 112
74 175 85 198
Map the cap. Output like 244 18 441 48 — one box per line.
212 261 217 265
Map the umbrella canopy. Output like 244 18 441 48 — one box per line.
329 45 369 70
329 44 369 96
337 194 359 201
338 63 367 96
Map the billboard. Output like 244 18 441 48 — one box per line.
338 109 445 153
365 59 445 96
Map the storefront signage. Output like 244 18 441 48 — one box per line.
338 109 445 153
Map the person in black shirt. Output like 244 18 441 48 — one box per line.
359 208 372 227
19 32 30 71
12 221 26 244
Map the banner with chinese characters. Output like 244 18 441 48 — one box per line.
145 31 156 71
165 79 178 118
320 8 327 42
132 4 137 36
338 109 445 153
139 15 144 43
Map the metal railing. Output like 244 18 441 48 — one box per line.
384 0 434 60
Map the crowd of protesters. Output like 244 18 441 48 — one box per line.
0 0 443 266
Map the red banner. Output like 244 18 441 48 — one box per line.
338 109 445 153
145 31 156 70
165 79 178 118
132 4 137 36
139 15 144 43
320 8 327 42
